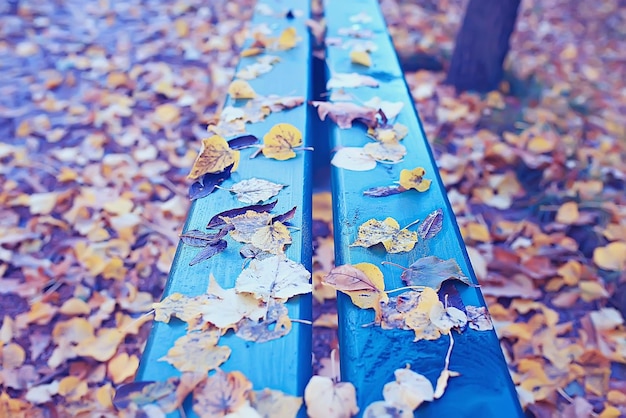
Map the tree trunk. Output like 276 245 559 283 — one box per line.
445 0 521 93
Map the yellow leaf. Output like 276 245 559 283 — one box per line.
556 201 579 224
188 135 240 179
404 288 443 341
351 217 417 253
593 242 626 271
350 49 371 67
59 298 91 316
108 353 139 384
251 388 302 418
557 260 581 286
228 79 256 99
262 123 303 160
74 328 124 362
250 221 292 254
363 142 406 163
399 167 431 192
465 222 490 243
527 135 555 153
154 103 180 124
241 47 265 57
278 27 298 50
95 383 114 409
159 331 231 374
0 343 25 369
599 405 622 418
58 376 88 401
347 263 388 322
579 280 609 302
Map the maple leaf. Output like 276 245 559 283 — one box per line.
235 255 311 302
363 141 406 163
192 370 252 418
399 256 472 291
398 167 431 192
261 123 304 160
250 221 292 254
188 135 241 179
331 147 377 171
227 80 256 99
236 301 292 343
159 330 231 374
228 178 286 204
326 72 379 89
351 217 417 253
304 376 359 418
323 263 388 322
311 101 378 129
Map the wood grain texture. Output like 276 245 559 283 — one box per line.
135 1 313 416
323 0 524 415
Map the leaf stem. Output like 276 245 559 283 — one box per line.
386 285 425 294
380 261 408 271
291 318 313 325
401 218 421 230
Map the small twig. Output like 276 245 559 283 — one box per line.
380 261 408 271
386 285 425 294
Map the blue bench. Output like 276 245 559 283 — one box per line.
131 0 523 416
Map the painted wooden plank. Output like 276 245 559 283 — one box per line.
135 1 313 415
323 0 524 416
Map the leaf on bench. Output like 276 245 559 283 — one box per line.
311 101 378 129
158 330 231 374
192 370 251 418
351 217 417 254
207 200 277 229
187 135 240 180
417 209 444 240
331 147 376 171
326 72 379 89
323 263 388 322
180 229 230 247
362 141 406 163
227 80 256 99
221 211 273 243
236 301 292 343
227 134 259 150
250 221 292 254
399 256 472 291
189 164 234 201
188 239 227 266
228 178 286 204
250 388 302 418
235 255 311 302
398 167 431 192
367 123 408 143
304 375 359 418
261 123 303 160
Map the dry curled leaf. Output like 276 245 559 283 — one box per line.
159 330 231 374
311 101 378 129
188 135 240 179
192 370 252 418
400 256 472 291
250 388 302 418
236 301 292 343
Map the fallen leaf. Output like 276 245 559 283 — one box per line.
363 401 412 418
193 370 251 418
351 217 417 253
363 97 404 120
418 209 443 240
331 147 377 171
327 73 379 89
180 229 230 248
555 201 580 224
398 167 431 192
235 255 311 302
189 240 227 266
311 101 378 129
250 388 302 418
278 27 298 50
363 142 406 163
400 256 471 291
235 301 292 342
228 178 286 204
250 221 292 254
221 211 273 243
188 135 240 179
304 376 359 418
350 49 371 67
207 201 278 229
228 80 257 99
593 242 626 271
262 123 303 160
159 330 231 374
382 368 434 410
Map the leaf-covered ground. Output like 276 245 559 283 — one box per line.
1 0 625 416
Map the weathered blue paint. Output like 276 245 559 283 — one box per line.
135 1 313 416
323 0 524 416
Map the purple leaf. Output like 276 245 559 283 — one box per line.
401 256 471 291
189 240 227 266
189 163 234 201
228 134 258 150
418 208 443 240
363 185 404 197
272 206 297 224
206 200 278 229
180 228 230 247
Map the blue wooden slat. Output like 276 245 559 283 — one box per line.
135 1 313 415
323 0 524 416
